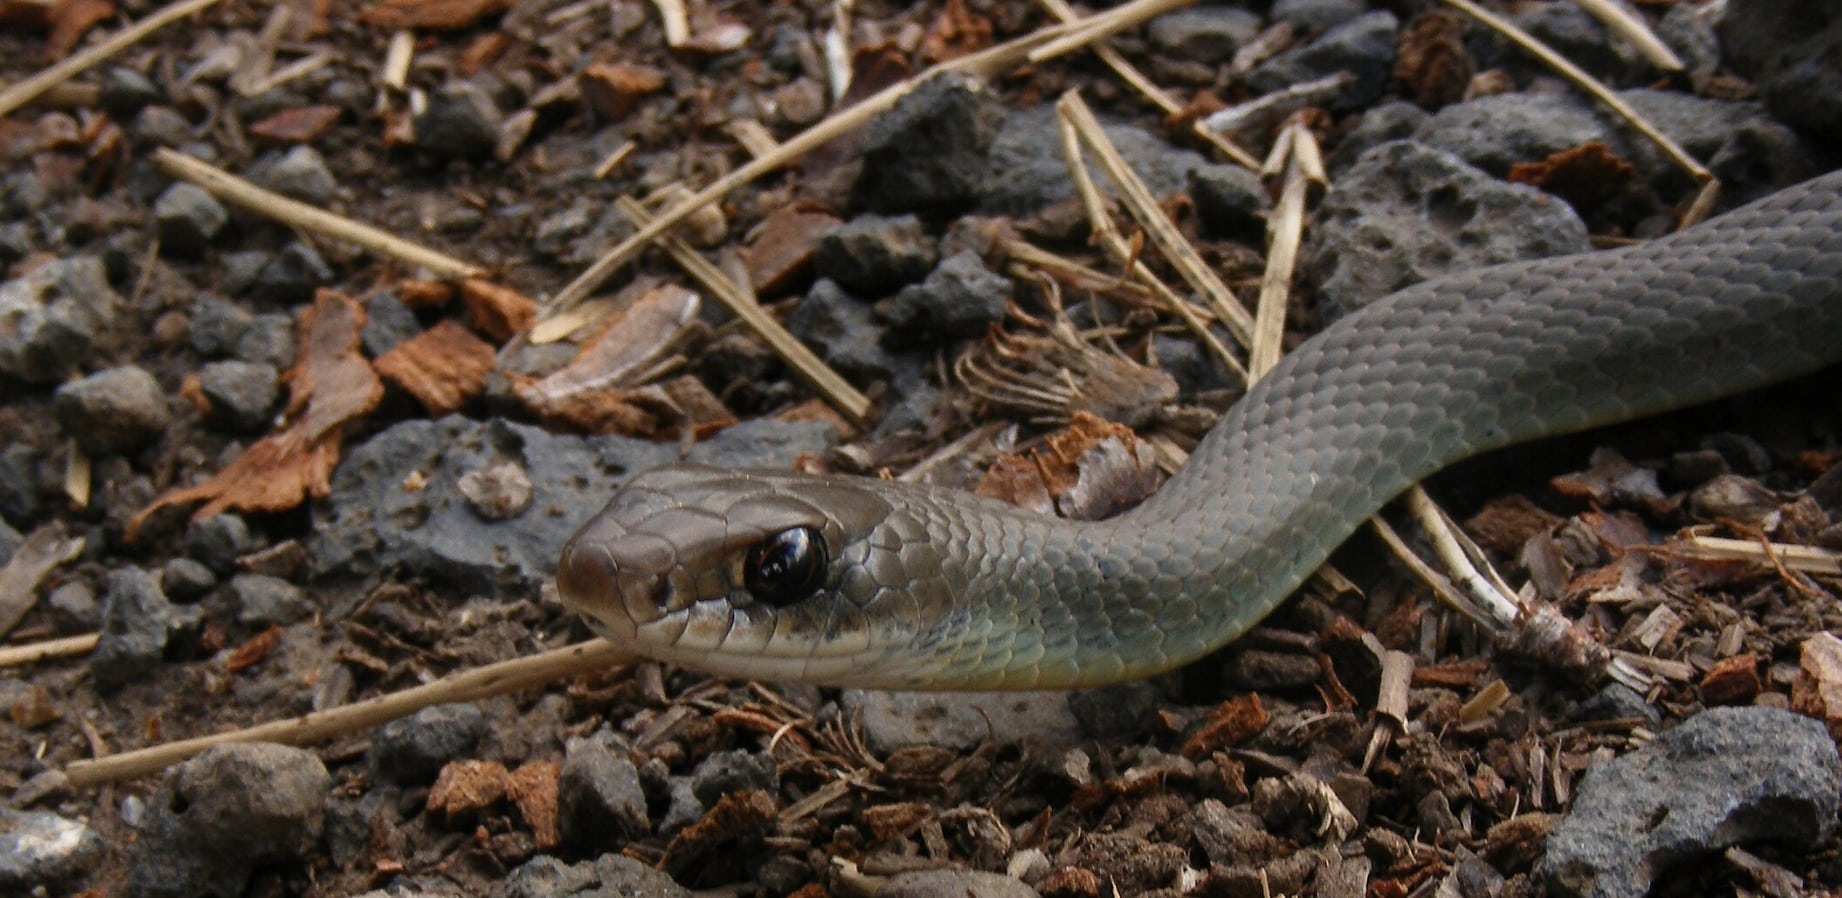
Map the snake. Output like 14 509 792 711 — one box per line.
556 170 1842 690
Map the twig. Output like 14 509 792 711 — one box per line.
1570 0 1684 74
1249 123 1316 377
0 633 98 669
0 0 227 119
1679 534 1842 576
615 197 872 425
154 149 485 279
65 639 634 787
1027 0 1196 63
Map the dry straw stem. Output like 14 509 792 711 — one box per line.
1682 535 1842 577
1051 101 1245 380
0 0 227 119
1027 0 1195 63
545 0 1196 316
65 639 634 787
0 633 98 669
1248 124 1318 378
1569 0 1685 73
1033 0 1259 170
1058 92 1257 351
1439 0 1717 220
154 149 485 279
615 197 873 425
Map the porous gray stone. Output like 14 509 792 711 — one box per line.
0 809 106 892
493 854 691 898
813 214 939 295
842 690 1081 754
878 251 1009 346
786 279 894 380
196 359 279 433
53 365 170 456
853 73 1006 220
367 703 487 786
557 738 649 850
0 256 115 383
1246 11 1398 110
92 567 176 692
153 182 228 257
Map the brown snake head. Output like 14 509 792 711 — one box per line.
557 464 967 685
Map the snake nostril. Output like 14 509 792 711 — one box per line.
556 539 620 605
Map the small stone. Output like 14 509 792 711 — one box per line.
123 743 330 898
159 558 216 602
185 513 254 574
152 183 228 257
852 72 1006 220
786 279 894 381
188 295 252 357
878 251 1009 345
658 778 704 837
91 567 175 692
252 145 340 206
1328 101 1431 174
53 365 170 456
368 703 488 785
0 809 106 893
493 854 691 898
813 214 939 295
1576 683 1660 728
1067 681 1161 739
1146 6 1262 61
690 749 780 805
1272 0 1368 31
457 462 534 521
0 256 113 383
131 106 194 148
557 738 649 851
197 360 280 433
235 312 297 368
242 242 333 307
100 67 163 117
1700 432 1772 476
415 81 502 161
1188 164 1269 244
1247 11 1400 110
362 292 420 357
230 573 313 627
1539 706 1842 898
46 580 100 631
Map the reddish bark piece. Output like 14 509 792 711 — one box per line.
223 625 282 674
1179 693 1268 759
358 0 510 31
505 760 561 851
248 105 343 143
129 290 383 538
742 205 838 296
580 62 667 121
373 319 495 415
461 277 535 342
1699 653 1762 706
1508 141 1638 211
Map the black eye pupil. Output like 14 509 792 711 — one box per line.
744 527 827 606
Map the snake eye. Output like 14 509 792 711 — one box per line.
744 527 827 606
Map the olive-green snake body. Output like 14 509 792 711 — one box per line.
558 171 1842 689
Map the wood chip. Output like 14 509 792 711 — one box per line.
247 104 343 143
373 319 496 415
461 277 536 342
1792 633 1842 741
358 0 511 30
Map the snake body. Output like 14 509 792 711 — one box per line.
558 171 1842 690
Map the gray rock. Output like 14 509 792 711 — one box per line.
92 567 175 692
159 558 216 602
878 251 1009 345
230 573 313 627
0 221 32 268
311 416 833 596
843 690 1081 753
1655 5 1719 89
786 279 894 381
875 869 1039 898
415 81 502 161
854 73 1006 220
1067 681 1162 739
493 854 692 898
197 360 279 433
242 242 333 306
46 580 100 631
153 182 228 257
235 311 297 368
100 67 163 117
188 295 252 356
1539 706 1842 898
1328 101 1430 173
367 703 487 785
53 365 170 456
1304 140 1589 320
0 446 45 524
0 809 106 892
186 513 253 574
1577 683 1661 729
813 214 939 295
558 738 649 850
362 292 421 356
690 749 779 805
1246 11 1398 110
1505 1 1624 79
659 777 704 837
1718 1 1842 142
1147 6 1262 61
131 106 194 148
981 105 1214 216
1272 0 1367 32
1151 331 1239 397
253 146 340 206
1188 164 1269 244
123 743 330 898
0 256 114 383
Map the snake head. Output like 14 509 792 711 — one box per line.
557 464 955 684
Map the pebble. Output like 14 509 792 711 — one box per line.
252 145 341 206
229 573 313 627
813 214 939 295
493 854 691 898
1187 164 1269 244
1066 681 1162 739
123 743 330 898
1246 11 1399 110
1303 140 1589 320
0 808 105 893
152 182 228 257
785 279 895 380
658 777 704 838
878 251 1010 346
853 73 1006 219
980 105 1218 216
415 81 502 162
53 365 171 456
0 256 113 383
131 106 194 148
100 66 163 117
196 359 280 433
362 291 421 356
690 749 780 805
185 512 254 574
243 242 334 307
1327 101 1430 173
188 295 252 356
234 311 298 368
91 567 177 692
843 690 1081 753
1146 6 1262 61
1539 706 1842 898
1717 1 1842 142
46 579 101 631
0 446 45 524
368 703 488 786
1576 683 1660 729
557 737 649 851
159 557 216 602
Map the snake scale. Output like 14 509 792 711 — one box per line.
557 170 1842 690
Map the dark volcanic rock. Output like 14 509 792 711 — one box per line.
53 365 170 456
1718 1 1842 143
367 703 487 786
493 854 691 898
1246 11 1398 110
878 251 1010 345
853 73 1006 220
